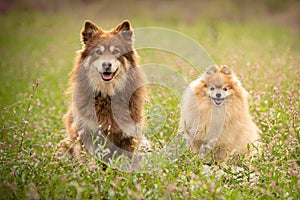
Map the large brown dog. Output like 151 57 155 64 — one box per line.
57 20 147 161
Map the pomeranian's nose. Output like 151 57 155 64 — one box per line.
216 93 221 98
102 61 112 71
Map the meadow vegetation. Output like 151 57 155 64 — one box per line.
0 1 299 199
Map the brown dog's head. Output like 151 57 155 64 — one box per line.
78 20 138 95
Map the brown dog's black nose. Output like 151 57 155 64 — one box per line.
102 61 112 71
216 93 221 98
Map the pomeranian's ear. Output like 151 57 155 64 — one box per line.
81 20 103 44
220 65 232 75
206 65 218 75
114 20 133 41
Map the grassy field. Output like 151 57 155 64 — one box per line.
0 1 299 199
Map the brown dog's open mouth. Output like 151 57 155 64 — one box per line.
212 98 225 106
101 69 118 81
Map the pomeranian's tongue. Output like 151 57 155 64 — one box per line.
101 73 114 81
215 99 223 104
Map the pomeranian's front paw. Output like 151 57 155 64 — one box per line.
198 144 211 158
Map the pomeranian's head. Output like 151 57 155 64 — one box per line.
78 20 138 94
202 65 245 106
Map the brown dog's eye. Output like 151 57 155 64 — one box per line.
223 87 228 91
112 49 119 54
210 87 214 91
96 50 102 55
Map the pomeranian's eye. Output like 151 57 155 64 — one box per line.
96 50 102 55
112 49 119 54
210 87 215 91
223 87 228 91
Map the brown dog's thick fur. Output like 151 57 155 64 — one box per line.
180 65 260 160
57 20 147 161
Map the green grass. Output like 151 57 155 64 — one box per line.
0 7 299 200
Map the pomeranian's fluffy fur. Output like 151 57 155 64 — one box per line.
57 20 147 161
180 65 260 160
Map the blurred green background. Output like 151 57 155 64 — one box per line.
1 0 299 106
0 0 299 107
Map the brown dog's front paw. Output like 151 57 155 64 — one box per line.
55 138 74 158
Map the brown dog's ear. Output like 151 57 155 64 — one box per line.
114 20 133 41
206 65 218 75
115 20 131 31
220 65 232 75
81 20 103 44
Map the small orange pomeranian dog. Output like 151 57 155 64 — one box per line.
180 65 260 160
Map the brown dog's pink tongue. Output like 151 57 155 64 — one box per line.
101 73 113 81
